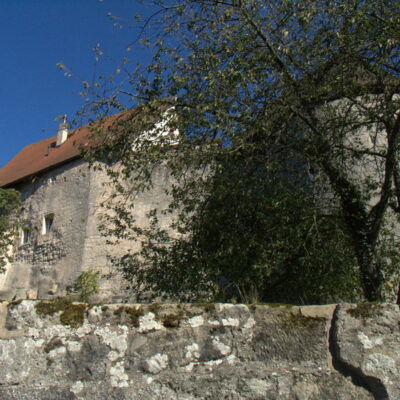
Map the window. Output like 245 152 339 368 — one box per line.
21 229 30 245
42 214 54 234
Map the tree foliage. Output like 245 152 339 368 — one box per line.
0 188 21 272
82 0 400 303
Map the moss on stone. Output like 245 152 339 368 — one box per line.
266 303 284 308
35 298 87 327
60 303 87 327
35 298 71 317
248 303 293 312
346 303 383 322
193 303 216 313
43 337 63 353
282 311 326 331
161 312 183 328
148 303 162 316
114 306 144 327
7 299 23 308
248 304 256 312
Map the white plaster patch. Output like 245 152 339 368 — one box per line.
226 354 236 365
23 338 35 352
43 325 71 340
20 369 30 379
247 378 274 395
70 380 84 395
184 343 200 360
365 353 396 382
108 350 120 362
208 320 220 326
143 353 169 374
9 301 42 329
243 316 256 330
216 303 236 312
48 346 66 359
204 358 223 367
94 326 128 353
76 323 92 338
358 332 374 349
183 357 225 372
27 327 41 339
23 338 44 352
0 341 17 362
87 306 102 321
110 361 129 388
358 332 385 349
138 313 163 333
184 362 194 372
221 317 239 328
278 374 292 397
186 315 204 328
67 341 82 353
212 337 231 356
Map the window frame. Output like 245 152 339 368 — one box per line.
42 214 54 235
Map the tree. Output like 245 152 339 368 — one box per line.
82 0 400 302
0 188 21 272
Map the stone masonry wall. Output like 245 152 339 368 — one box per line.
0 160 174 302
0 159 91 301
0 301 399 399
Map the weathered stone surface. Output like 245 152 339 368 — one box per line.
0 161 175 302
1 302 398 399
334 303 400 400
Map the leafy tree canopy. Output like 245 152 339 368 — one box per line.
0 188 21 272
81 0 400 303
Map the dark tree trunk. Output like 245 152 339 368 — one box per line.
319 158 385 301
355 245 384 302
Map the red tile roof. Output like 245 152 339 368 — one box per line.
0 104 174 188
0 132 87 188
0 113 126 188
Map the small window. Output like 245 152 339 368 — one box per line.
42 214 54 234
21 229 30 244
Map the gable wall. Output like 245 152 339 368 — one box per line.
0 159 92 300
0 159 175 302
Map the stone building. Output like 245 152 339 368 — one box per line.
0 115 173 301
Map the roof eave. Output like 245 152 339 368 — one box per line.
0 154 82 189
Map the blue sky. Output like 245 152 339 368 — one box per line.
0 0 153 169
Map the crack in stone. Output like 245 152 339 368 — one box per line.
328 305 389 400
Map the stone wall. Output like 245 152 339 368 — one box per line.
0 159 92 301
0 160 174 302
0 301 398 399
